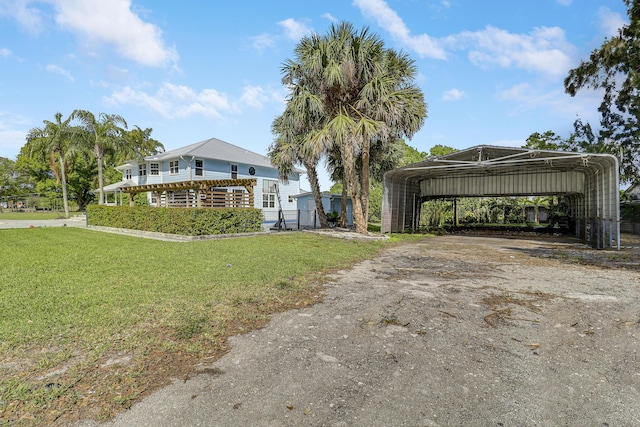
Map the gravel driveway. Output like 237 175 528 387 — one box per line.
78 233 640 427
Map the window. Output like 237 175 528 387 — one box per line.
124 169 132 180
170 160 179 175
262 179 278 208
150 163 159 175
263 194 275 208
195 159 204 177
230 164 238 179
139 164 147 176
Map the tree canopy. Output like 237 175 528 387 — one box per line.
270 22 427 233
13 110 163 212
564 0 640 183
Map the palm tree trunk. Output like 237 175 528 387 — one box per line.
360 138 371 225
96 143 105 205
340 183 347 228
303 159 328 228
58 149 70 219
341 140 367 233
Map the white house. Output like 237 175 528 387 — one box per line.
111 137 302 224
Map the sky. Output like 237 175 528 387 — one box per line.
0 0 629 190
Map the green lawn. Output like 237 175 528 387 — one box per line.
0 228 390 425
0 211 68 220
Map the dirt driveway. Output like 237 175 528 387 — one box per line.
79 233 640 427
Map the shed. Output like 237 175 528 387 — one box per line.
293 192 353 228
382 145 620 249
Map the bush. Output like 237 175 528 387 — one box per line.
622 203 640 222
87 205 264 235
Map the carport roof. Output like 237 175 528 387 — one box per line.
384 145 618 185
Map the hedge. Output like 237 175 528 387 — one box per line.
86 205 264 236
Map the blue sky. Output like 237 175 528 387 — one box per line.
0 0 628 190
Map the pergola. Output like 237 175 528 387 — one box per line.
120 178 257 209
382 145 620 249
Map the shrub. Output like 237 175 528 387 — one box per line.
86 205 263 235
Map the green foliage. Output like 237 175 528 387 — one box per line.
428 144 457 158
329 182 343 194
621 203 640 222
0 157 17 197
418 196 556 229
564 0 640 184
399 140 428 165
368 181 383 222
87 205 264 235
523 131 566 150
65 155 97 210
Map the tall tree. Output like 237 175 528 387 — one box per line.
564 0 640 184
120 126 165 163
25 112 78 218
270 111 329 228
522 131 566 150
72 110 128 204
273 22 427 233
428 144 456 158
0 157 17 211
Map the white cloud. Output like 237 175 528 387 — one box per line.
0 112 29 159
598 7 626 37
556 0 572 6
0 48 11 57
1 0 177 67
353 0 447 59
240 86 268 108
277 18 312 41
0 128 26 158
46 64 74 81
442 88 466 101
53 0 178 67
354 0 576 77
249 33 277 52
240 85 285 108
0 0 45 35
452 25 575 77
497 83 601 122
105 82 239 120
322 13 338 22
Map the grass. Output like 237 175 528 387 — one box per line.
0 228 392 425
0 211 69 220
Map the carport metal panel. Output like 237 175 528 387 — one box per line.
382 145 620 249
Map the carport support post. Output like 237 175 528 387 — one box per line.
453 198 458 227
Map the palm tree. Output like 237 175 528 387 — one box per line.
26 112 78 218
274 22 427 233
270 112 329 228
72 110 128 205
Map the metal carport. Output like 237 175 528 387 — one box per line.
382 145 620 249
